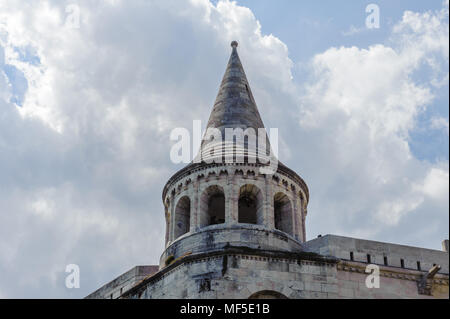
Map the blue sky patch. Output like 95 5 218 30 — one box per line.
3 64 28 107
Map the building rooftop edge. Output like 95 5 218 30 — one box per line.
306 234 449 254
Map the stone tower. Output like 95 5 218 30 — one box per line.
87 41 449 300
125 41 328 299
161 41 309 258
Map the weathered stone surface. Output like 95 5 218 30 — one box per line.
86 265 158 299
304 235 449 274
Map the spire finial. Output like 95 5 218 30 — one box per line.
231 41 238 48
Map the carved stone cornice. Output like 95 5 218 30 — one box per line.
337 260 449 287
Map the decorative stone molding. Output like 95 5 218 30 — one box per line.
418 265 442 295
122 245 338 299
337 260 449 287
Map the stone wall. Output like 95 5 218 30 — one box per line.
336 261 449 299
304 234 449 298
86 265 158 299
124 247 339 299
304 235 449 274
87 234 449 299
159 224 303 269
122 245 449 299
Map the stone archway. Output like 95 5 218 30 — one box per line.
199 185 225 227
238 184 264 225
273 192 293 236
174 196 191 239
248 290 288 299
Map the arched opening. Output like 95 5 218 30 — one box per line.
174 196 190 239
274 192 293 236
238 184 263 225
248 290 288 299
200 185 225 227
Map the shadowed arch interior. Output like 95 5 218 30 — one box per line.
200 185 225 227
274 192 293 236
174 196 191 239
238 184 264 225
248 290 288 299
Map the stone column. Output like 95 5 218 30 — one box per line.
442 239 449 253
164 204 169 247
302 207 307 242
191 179 200 232
224 180 232 224
196 179 204 230
264 175 274 229
292 190 299 241
227 172 239 224
169 194 176 243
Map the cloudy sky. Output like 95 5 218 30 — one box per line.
0 0 448 298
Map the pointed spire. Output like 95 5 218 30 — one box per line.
196 41 273 165
204 41 266 135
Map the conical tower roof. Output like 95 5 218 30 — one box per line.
198 41 272 163
204 41 266 137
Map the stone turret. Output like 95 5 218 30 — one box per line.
160 41 309 269
87 42 449 300
88 41 448 299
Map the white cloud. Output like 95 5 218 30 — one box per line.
376 196 424 226
422 167 450 200
341 25 366 36
431 117 449 135
296 1 448 241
